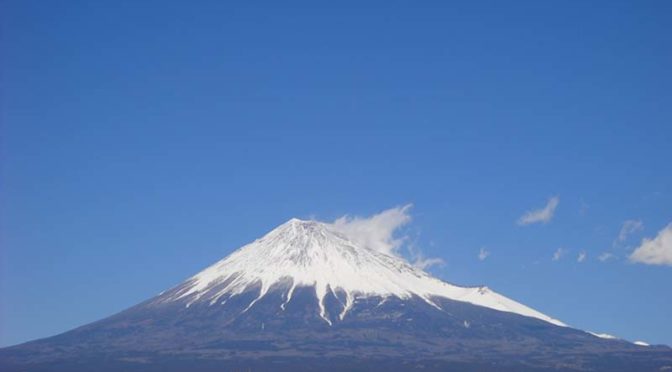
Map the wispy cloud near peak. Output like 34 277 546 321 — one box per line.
412 255 445 270
330 204 444 271
330 205 412 256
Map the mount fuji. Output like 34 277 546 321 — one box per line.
1 218 671 371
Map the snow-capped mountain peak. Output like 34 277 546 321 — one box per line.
165 218 565 326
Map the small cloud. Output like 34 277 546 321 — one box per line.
517 196 560 226
598 252 614 262
577 251 587 263
629 223 672 266
552 248 566 261
617 219 644 243
408 243 445 270
413 256 445 270
478 248 490 261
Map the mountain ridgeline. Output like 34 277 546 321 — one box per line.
2 219 671 371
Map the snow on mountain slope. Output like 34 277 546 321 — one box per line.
589 332 618 340
165 218 565 326
587 332 655 347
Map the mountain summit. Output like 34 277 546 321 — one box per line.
1 218 671 372
164 218 563 326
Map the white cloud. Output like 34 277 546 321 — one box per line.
406 244 446 270
517 196 559 226
577 251 587 263
406 241 445 270
478 248 490 261
617 219 644 242
331 204 412 256
552 248 565 261
629 223 672 266
598 252 614 262
330 204 446 270
412 256 445 270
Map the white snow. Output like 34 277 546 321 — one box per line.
166 218 565 326
588 332 618 340
588 332 654 347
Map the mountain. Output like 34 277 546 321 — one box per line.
1 219 671 372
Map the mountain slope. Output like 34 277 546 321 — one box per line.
163 218 564 326
1 218 671 372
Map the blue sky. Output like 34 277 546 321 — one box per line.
1 1 671 347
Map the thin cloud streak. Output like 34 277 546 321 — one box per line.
518 196 560 226
478 248 490 261
598 252 614 262
618 220 644 243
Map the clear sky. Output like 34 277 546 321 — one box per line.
1 1 671 347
